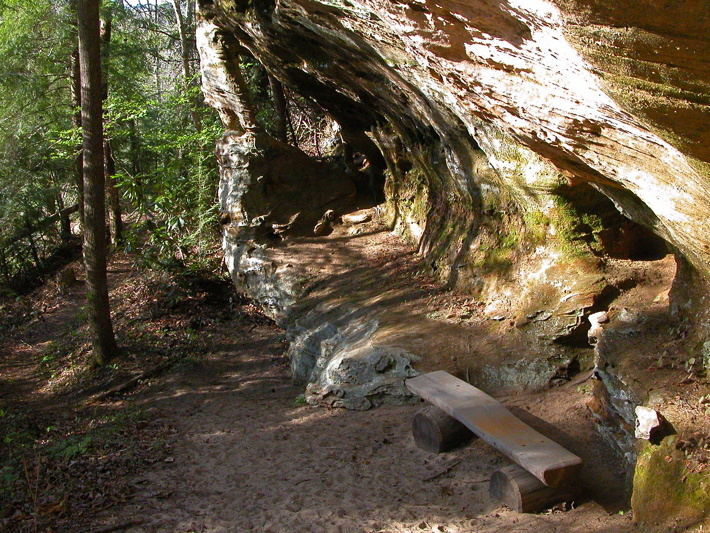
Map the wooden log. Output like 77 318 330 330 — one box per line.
5 204 80 246
406 371 582 487
412 405 475 453
490 464 576 513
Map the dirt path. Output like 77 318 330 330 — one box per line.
1 240 641 533
86 323 635 533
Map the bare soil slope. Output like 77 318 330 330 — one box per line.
81 325 635 533
3 224 685 532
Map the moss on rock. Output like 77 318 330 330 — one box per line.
632 437 710 529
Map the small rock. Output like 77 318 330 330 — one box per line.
653 289 670 303
285 498 302 513
314 220 331 236
635 406 666 440
342 211 371 225
587 311 608 344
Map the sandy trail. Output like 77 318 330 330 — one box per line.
90 325 635 533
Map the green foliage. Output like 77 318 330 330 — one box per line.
522 210 550 246
0 1 79 288
0 0 225 287
48 435 93 460
100 2 224 270
293 394 308 407
114 115 223 270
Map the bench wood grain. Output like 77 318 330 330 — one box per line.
406 371 582 487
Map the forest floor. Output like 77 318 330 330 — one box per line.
0 224 698 532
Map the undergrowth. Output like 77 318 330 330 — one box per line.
0 252 276 532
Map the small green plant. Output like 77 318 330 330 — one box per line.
293 394 307 407
576 383 591 395
522 210 550 245
48 435 93 460
38 340 70 369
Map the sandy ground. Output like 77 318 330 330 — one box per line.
86 323 636 533
3 215 671 533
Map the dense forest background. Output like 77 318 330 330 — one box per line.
0 0 326 298
0 0 215 288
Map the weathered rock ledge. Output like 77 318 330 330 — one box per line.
196 0 710 525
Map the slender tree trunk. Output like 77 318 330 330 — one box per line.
70 46 85 228
154 0 162 101
171 0 202 132
127 118 144 210
25 218 41 269
78 0 118 366
104 139 123 244
56 192 72 241
129 118 140 177
268 74 290 144
100 8 123 245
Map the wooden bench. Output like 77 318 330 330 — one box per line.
406 371 582 512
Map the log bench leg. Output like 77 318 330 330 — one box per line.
489 464 576 513
412 405 475 453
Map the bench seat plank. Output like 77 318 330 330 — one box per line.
406 371 582 487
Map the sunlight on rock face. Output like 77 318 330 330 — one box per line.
197 0 710 525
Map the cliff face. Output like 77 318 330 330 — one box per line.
198 0 710 321
196 0 710 523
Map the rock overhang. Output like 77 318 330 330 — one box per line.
198 0 710 280
196 3 710 520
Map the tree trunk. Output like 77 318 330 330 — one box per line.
268 74 290 143
171 0 202 132
24 218 42 269
154 0 162 101
100 8 123 245
70 45 84 228
78 0 118 366
104 139 123 244
56 192 72 241
129 118 140 177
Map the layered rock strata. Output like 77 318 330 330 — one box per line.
197 0 710 523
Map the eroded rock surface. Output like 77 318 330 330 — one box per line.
197 0 710 525
215 130 357 322
198 0 710 271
